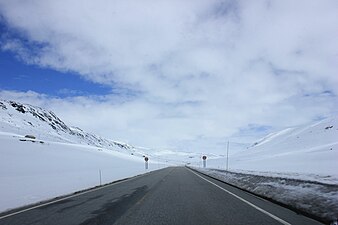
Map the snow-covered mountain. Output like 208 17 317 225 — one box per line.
0 99 210 213
0 99 216 162
249 117 337 150
242 116 338 163
1 98 337 214
0 99 133 152
0 99 169 213
205 116 338 183
196 118 338 223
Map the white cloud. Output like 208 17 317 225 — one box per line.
0 0 337 152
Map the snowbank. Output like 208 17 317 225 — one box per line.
0 132 165 213
193 167 338 224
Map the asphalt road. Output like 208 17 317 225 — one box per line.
0 167 322 225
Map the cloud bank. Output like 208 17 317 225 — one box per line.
0 0 337 152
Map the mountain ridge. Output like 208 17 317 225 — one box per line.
0 99 133 152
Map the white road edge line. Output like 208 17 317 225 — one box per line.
188 168 292 225
0 171 151 220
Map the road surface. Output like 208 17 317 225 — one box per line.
0 167 322 225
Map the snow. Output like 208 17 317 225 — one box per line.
0 132 166 213
193 168 338 223
189 117 338 223
0 100 134 151
1 98 338 222
0 100 171 213
0 99 210 213
196 116 338 184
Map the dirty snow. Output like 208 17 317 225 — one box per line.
193 168 338 223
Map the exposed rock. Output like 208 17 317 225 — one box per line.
1 99 133 152
25 135 36 139
0 102 7 110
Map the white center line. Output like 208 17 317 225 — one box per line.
188 168 292 225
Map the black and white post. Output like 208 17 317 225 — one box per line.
144 157 149 170
202 155 207 168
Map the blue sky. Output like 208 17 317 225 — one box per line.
0 0 337 153
0 50 112 97
0 18 111 97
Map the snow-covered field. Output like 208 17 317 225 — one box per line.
0 100 171 213
0 99 212 213
196 116 338 184
0 132 166 213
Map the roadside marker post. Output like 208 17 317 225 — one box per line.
145 157 149 169
202 155 207 168
226 141 229 171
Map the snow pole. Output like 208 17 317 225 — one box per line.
202 155 207 168
226 141 229 171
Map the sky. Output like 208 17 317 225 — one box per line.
0 0 337 153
